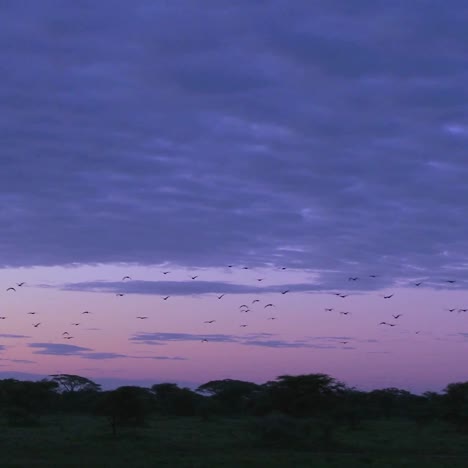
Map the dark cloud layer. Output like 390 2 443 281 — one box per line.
60 279 331 296
1 1 468 287
130 331 349 349
28 342 186 360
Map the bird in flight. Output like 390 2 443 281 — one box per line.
62 332 70 336
162 271 171 275
339 294 348 298
204 320 215 324
458 308 468 313
340 311 351 316
264 303 275 308
242 267 249 270
267 317 276 320
136 316 148 319
116 293 124 297
0 317 6 320
339 341 349 344
190 276 198 280
6 287 16 292
240 324 248 327
241 309 250 313
32 323 41 328
201 339 208 343
325 308 334 312
28 312 36 315
162 296 170 301
122 276 131 280
348 277 359 281
64 336 74 340
446 308 457 312
217 294 225 300
72 323 80 326
445 280 456 284
16 282 25 287
82 311 91 314
239 304 249 309
414 282 423 286
369 275 377 278
281 290 290 295
382 294 394 299
392 314 402 319
252 299 260 304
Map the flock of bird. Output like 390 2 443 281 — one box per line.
2 268 463 351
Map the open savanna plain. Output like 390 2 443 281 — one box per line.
1 415 468 468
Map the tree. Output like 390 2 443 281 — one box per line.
96 386 152 436
49 374 101 393
262 374 347 417
443 382 468 431
196 379 260 414
151 383 200 416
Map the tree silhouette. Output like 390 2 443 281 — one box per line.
49 374 101 393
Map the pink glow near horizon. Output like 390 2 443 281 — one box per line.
0 265 467 393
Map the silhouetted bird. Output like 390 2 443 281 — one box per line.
162 296 170 300
33 323 41 327
17 282 25 287
136 316 148 319
217 294 225 299
393 314 402 319
204 320 215 323
6 287 16 292
264 303 275 308
281 290 290 295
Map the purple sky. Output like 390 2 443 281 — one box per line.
1 1 468 393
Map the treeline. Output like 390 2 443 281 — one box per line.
1 373 468 437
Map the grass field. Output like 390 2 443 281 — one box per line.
1 415 468 467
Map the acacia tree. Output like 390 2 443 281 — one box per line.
49 374 101 393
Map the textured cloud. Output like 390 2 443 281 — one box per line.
1 1 467 289
29 343 92 355
0 334 30 339
59 279 332 296
130 331 351 349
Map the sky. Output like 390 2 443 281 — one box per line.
1 0 468 393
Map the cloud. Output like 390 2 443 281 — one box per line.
0 334 30 339
58 279 333 296
0 1 467 289
80 352 187 361
130 331 352 349
29 343 92 355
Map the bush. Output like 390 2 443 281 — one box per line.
249 413 312 448
4 406 41 427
